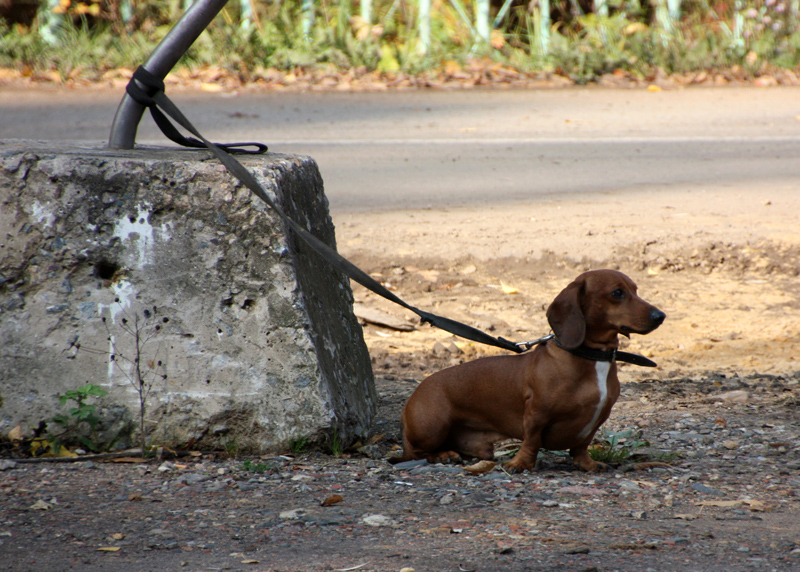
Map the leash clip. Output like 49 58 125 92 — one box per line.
515 333 554 351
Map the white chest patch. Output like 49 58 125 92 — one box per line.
578 361 611 440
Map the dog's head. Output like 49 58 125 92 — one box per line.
546 269 665 349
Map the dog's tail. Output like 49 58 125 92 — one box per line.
386 419 414 464
387 452 413 465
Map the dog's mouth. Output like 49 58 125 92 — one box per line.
621 321 664 337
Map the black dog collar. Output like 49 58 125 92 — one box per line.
553 338 658 368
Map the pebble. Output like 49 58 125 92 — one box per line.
691 483 725 496
2 372 798 570
392 459 428 470
362 514 395 527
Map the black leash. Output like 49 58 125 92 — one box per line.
125 67 658 367
125 66 524 354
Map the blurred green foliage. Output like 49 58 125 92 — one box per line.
0 0 798 81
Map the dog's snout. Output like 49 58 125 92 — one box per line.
650 308 666 325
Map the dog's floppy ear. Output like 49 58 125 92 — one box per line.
546 279 585 349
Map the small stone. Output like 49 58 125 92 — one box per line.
712 390 749 404
631 510 647 520
362 514 395 527
157 462 174 473
691 482 725 496
563 545 590 554
392 459 428 470
0 460 17 471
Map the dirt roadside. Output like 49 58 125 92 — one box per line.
2 157 800 572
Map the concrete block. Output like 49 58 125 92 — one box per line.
0 140 376 452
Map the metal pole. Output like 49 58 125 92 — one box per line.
39 0 65 46
539 0 550 53
302 0 315 37
418 0 430 53
108 0 230 149
475 0 490 44
240 0 253 32
361 0 372 24
667 0 681 23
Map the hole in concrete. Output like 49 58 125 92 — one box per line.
241 299 255 310
221 297 234 308
94 260 120 281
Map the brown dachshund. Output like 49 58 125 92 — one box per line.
392 269 665 472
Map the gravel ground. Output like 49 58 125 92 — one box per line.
2 369 799 572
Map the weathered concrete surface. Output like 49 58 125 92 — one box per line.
0 140 376 452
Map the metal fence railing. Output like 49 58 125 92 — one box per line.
39 0 693 51
35 0 800 59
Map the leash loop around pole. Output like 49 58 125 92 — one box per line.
127 67 269 155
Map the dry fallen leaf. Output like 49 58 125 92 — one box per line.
241 559 259 564
30 500 52 511
7 425 22 441
97 547 121 552
697 500 742 508
500 281 518 295
321 494 345 507
364 433 385 446
335 563 370 571
463 460 496 475
744 499 767 512
200 82 224 92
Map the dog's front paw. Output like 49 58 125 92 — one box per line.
431 451 463 465
573 457 609 472
505 458 535 474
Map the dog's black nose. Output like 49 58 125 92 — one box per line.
650 309 666 325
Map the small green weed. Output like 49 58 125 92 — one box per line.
223 437 241 459
326 429 344 457
289 435 309 454
2 1 799 83
589 428 649 464
48 383 108 453
241 459 273 473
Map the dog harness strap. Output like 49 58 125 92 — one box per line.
123 71 526 355
554 338 657 368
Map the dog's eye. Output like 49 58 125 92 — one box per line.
611 289 625 300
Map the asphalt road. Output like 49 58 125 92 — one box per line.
2 85 799 213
